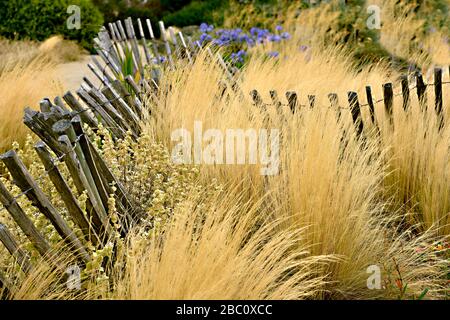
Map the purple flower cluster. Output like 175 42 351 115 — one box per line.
197 23 292 65
230 50 247 63
200 23 214 33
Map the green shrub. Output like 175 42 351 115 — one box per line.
163 0 226 27
0 0 103 52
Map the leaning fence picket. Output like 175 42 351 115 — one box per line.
0 224 33 274
0 151 90 264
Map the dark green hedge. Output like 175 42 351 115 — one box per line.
163 0 225 27
0 0 103 51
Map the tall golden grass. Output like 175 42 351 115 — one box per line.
144 45 449 298
9 45 446 298
112 190 333 300
0 36 84 153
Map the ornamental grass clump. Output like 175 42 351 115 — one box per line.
0 126 211 298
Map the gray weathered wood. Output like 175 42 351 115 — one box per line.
88 88 134 136
23 108 65 157
0 223 33 273
178 31 193 63
57 135 111 241
0 151 90 263
0 180 51 258
112 78 143 118
146 19 161 62
88 141 137 227
39 99 52 113
137 18 152 64
71 118 110 211
159 20 175 68
63 91 99 130
34 142 94 243
101 85 140 137
77 88 126 139
125 17 144 78
53 120 109 231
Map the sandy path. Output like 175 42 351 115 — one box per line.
54 55 102 93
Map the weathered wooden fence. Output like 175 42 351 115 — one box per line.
0 17 448 296
250 67 450 138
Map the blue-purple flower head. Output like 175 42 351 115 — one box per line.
200 22 214 33
195 23 293 64
268 51 279 58
281 32 291 40
153 56 167 64
200 33 213 44
231 50 247 63
250 27 259 36
269 34 282 42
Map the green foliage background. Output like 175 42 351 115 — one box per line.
0 0 104 51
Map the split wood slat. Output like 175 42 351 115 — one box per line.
0 151 90 263
53 121 110 235
63 91 99 130
0 223 33 274
34 142 94 242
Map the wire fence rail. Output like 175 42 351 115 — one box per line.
250 67 449 138
0 16 449 296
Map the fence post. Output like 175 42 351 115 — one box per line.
125 17 144 78
348 92 364 138
416 72 427 110
383 83 394 125
269 90 281 108
434 67 443 129
328 93 341 121
286 91 298 114
365 86 376 125
250 89 263 107
308 95 316 109
401 75 410 111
